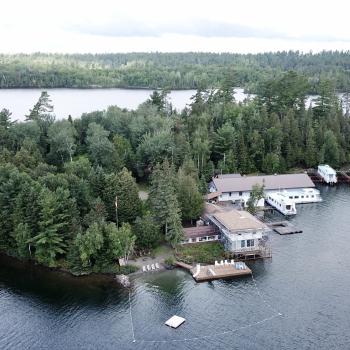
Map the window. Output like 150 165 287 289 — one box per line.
301 196 304 199
199 237 207 242
306 195 309 198
239 191 242 196
311 195 314 198
241 240 246 248
247 239 255 247
289 196 293 199
294 196 299 199
229 192 232 196
286 205 291 210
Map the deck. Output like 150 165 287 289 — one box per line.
175 261 251 282
267 221 302 235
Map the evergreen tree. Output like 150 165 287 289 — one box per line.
305 124 318 167
322 130 340 167
133 212 161 249
13 223 31 259
32 187 77 266
149 161 182 245
103 168 141 223
177 169 203 222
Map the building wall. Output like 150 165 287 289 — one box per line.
222 230 264 253
218 191 264 207
217 188 316 206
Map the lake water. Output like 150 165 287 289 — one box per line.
0 88 251 122
1 185 350 349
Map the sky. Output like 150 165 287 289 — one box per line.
1 0 350 53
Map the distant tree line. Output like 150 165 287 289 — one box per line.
0 71 349 274
1 51 350 92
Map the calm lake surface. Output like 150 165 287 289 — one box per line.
1 185 350 350
0 88 251 121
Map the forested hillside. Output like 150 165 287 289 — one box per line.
1 51 350 92
0 71 349 274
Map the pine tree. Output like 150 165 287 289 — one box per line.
177 169 203 222
133 212 161 249
149 160 182 245
102 168 141 224
305 124 318 167
33 187 77 266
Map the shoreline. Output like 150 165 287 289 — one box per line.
0 252 129 284
0 251 176 286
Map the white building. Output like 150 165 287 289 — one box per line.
181 203 271 259
209 207 271 259
318 165 337 184
209 173 319 207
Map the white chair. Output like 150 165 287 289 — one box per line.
215 260 219 266
146 265 150 271
220 260 224 265
151 264 155 270
224 260 228 265
230 259 235 265
142 266 146 272
155 262 160 269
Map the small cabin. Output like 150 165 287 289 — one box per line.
181 225 219 244
317 165 337 184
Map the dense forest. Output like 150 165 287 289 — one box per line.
0 70 349 275
1 51 350 92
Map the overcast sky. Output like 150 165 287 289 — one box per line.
1 0 350 53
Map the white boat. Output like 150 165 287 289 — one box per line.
279 188 322 204
266 192 297 216
318 164 337 184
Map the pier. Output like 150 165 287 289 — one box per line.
176 261 252 282
267 221 302 235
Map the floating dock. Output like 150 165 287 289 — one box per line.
267 221 302 235
165 315 186 328
176 261 251 282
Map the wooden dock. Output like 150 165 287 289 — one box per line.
267 221 302 235
176 261 251 282
337 171 350 184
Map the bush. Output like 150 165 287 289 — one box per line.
164 256 175 266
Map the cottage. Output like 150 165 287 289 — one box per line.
182 203 271 260
209 173 319 207
207 206 271 260
181 225 219 244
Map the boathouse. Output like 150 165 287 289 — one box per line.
182 203 271 259
208 206 271 259
209 173 317 207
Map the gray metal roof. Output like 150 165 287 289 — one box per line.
216 173 242 179
212 173 315 192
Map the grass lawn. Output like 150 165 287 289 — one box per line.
151 244 174 258
176 242 225 264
